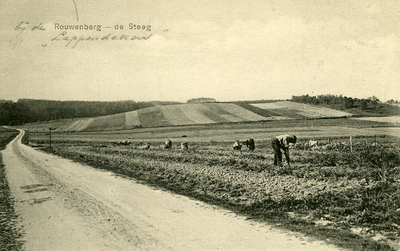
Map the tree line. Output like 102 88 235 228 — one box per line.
0 99 179 126
292 94 400 116
186 97 217 103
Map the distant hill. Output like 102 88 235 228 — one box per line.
54 103 267 131
3 94 398 127
0 99 180 126
22 102 353 132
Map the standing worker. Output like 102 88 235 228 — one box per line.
271 135 297 167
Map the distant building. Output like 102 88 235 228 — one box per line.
187 98 217 103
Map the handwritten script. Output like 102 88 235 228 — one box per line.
15 21 45 36
51 31 153 48
14 21 159 49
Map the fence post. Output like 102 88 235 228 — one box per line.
49 127 56 147
350 136 353 152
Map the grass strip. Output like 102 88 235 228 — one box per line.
0 127 23 251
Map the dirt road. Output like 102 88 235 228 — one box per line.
2 130 345 251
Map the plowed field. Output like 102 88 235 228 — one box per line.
251 101 352 119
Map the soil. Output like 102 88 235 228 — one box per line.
2 130 345 251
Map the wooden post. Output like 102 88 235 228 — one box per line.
49 127 56 147
350 136 353 152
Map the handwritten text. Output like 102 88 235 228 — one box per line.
14 21 45 36
51 31 153 48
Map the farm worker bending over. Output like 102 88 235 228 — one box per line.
271 135 297 167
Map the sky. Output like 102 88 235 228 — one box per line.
1 0 400 102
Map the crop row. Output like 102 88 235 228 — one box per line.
69 142 400 183
44 142 400 240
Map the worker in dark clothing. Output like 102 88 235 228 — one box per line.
271 135 297 167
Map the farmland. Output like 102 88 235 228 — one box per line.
21 117 400 251
22 117 399 145
19 101 356 133
25 103 269 132
251 101 352 119
355 117 400 125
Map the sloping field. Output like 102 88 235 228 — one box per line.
159 105 197 125
85 113 126 131
54 114 126 132
137 106 171 127
50 103 269 131
125 111 141 127
137 103 268 127
197 104 231 123
58 118 96 131
26 102 352 132
217 103 268 121
177 104 216 124
251 101 352 119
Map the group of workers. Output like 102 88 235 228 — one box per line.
170 134 298 167
235 134 297 167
